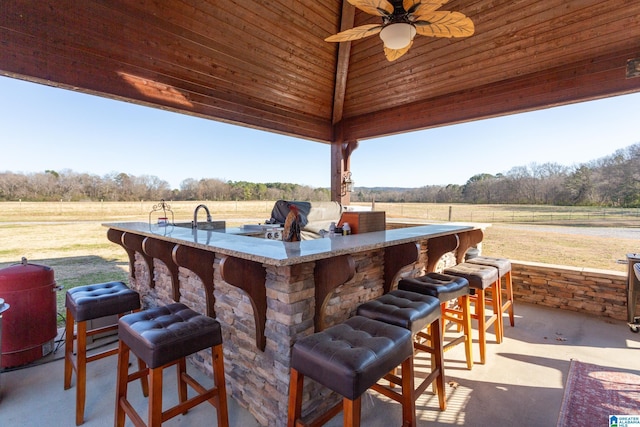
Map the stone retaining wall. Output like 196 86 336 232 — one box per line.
511 260 633 321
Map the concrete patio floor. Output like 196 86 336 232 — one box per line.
1 301 639 426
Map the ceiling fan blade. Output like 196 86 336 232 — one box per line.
348 0 394 17
325 24 383 42
403 0 449 15
384 41 413 62
414 11 475 38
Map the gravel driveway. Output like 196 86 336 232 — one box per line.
495 224 640 240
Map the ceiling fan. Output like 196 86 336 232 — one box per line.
325 0 474 61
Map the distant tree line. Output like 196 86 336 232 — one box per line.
1 143 638 207
352 142 640 207
0 171 330 202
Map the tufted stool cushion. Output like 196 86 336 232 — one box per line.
399 272 469 302
444 262 498 290
466 256 511 276
356 289 441 335
118 302 222 369
66 281 140 322
291 315 412 401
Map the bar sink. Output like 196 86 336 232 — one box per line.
174 221 226 230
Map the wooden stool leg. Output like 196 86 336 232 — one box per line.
287 368 304 427
149 367 163 427
505 271 515 327
461 295 473 370
430 318 446 411
138 357 149 397
429 323 436 396
475 290 486 365
400 357 416 427
491 281 503 344
115 341 130 427
440 302 447 336
344 396 362 427
212 345 229 427
177 358 188 412
64 308 74 390
115 311 149 398
75 320 87 425
452 299 463 333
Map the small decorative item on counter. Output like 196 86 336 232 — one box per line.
283 204 301 242
329 222 336 237
149 199 174 227
342 222 351 235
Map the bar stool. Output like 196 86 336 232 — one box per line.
288 316 415 427
399 272 473 370
466 255 515 339
64 281 143 425
443 263 501 364
356 289 446 410
115 302 229 427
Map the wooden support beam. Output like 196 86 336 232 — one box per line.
172 245 216 318
142 237 181 302
384 242 420 294
219 255 267 351
314 255 356 331
331 0 355 126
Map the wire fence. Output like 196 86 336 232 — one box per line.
356 202 640 225
2 201 639 226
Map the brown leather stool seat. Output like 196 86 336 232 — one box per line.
65 281 141 322
399 273 473 370
356 289 446 410
288 316 415 427
400 273 469 302
64 281 142 425
356 289 441 335
466 255 515 339
443 262 501 364
115 303 229 427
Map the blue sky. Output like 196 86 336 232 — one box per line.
1 75 638 190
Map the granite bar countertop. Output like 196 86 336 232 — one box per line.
103 222 474 266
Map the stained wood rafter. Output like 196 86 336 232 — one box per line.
331 0 356 126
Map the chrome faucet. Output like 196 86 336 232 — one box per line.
192 204 212 228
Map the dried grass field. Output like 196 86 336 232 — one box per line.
0 201 637 320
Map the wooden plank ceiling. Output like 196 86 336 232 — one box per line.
1 0 640 145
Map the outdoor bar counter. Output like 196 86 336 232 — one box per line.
104 221 483 426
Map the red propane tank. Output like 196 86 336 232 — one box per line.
0 258 57 367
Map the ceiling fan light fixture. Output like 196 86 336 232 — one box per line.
379 23 416 50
